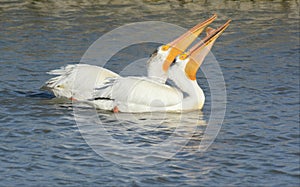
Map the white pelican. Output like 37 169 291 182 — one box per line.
91 20 231 113
42 15 217 100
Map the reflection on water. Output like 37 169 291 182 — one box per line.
74 102 206 166
0 0 299 186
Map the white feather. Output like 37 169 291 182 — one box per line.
42 64 119 100
92 76 184 112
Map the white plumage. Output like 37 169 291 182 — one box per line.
43 64 119 100
92 76 183 112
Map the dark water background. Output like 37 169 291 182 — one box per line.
0 0 299 186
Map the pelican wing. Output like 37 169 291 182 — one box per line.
42 64 119 100
94 77 183 108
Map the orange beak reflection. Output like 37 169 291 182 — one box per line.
162 14 217 71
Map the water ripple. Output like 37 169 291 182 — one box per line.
0 0 299 186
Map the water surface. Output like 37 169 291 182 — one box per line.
0 0 299 186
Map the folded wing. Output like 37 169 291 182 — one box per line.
93 77 183 110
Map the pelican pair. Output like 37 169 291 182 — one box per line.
91 20 230 113
43 14 217 100
43 15 230 113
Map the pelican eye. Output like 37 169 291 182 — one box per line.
161 45 170 51
179 53 188 60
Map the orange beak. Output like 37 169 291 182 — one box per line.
162 14 217 71
183 20 231 80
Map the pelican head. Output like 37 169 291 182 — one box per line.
147 14 217 83
167 20 231 110
171 20 231 81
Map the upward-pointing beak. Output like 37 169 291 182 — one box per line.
162 14 217 71
184 20 231 80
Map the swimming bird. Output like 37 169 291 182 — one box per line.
42 15 217 100
91 20 231 113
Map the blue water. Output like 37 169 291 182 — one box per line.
0 0 299 186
